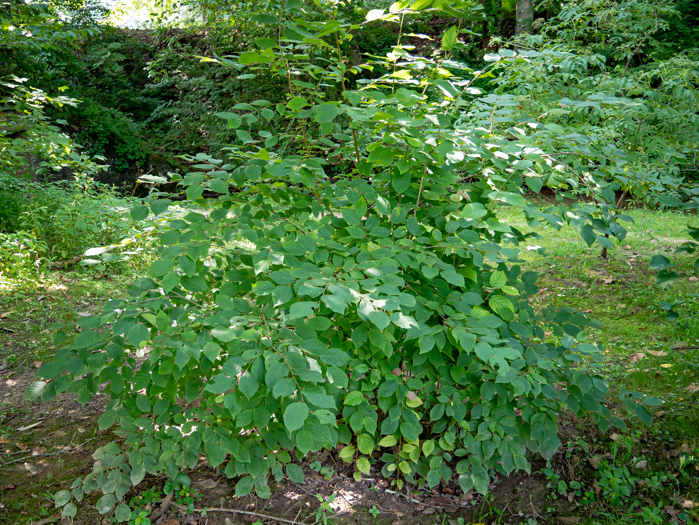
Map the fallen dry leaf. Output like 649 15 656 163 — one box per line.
689 276 698 282
16 443 28 451
635 459 648 469
23 463 38 476
646 350 668 357
192 479 218 490
2 484 15 490
629 352 646 363
558 518 581 524
688 384 699 394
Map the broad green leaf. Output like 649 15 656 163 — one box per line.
314 103 341 123
286 463 305 483
289 302 317 319
96 494 116 514
114 504 131 522
357 434 374 455
235 475 254 497
130 205 149 221
54 490 71 507
321 294 346 314
295 430 314 454
62 503 77 519
489 271 507 288
649 255 672 270
344 391 364 406
441 269 464 287
356 456 371 474
368 310 390 330
378 435 397 447
442 26 458 51
283 402 309 432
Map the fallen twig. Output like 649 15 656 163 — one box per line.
29 516 59 525
182 505 307 524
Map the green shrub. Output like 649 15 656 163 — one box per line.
0 173 137 262
0 231 47 281
29 3 661 521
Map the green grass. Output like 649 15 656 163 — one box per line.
496 204 699 524
0 270 137 366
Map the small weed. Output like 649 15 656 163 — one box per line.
315 493 336 525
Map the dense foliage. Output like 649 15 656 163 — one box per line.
1 0 697 521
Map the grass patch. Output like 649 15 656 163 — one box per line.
499 204 699 524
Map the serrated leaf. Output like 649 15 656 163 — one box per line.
489 271 507 288
357 434 374 455
368 310 390 330
24 381 47 401
378 435 397 447
235 475 254 497
442 26 458 51
356 456 371 474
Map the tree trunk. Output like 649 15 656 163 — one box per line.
515 0 534 35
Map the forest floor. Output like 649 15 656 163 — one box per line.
0 205 697 525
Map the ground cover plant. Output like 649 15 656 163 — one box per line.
1 0 698 523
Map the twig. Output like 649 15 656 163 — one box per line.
186 506 304 524
383 488 422 505
313 510 352 525
29 516 59 525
